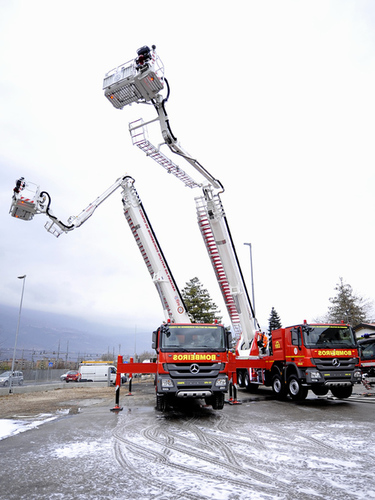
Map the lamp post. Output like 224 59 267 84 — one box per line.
243 243 256 329
9 275 26 394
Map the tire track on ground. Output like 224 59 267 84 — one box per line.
114 414 291 497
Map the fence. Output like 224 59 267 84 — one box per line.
22 368 69 383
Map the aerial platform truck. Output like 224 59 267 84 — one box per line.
103 45 362 401
10 161 231 409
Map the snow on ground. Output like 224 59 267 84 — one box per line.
108 406 375 500
0 409 69 440
1 396 375 499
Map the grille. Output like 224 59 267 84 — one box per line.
165 363 224 378
311 357 358 370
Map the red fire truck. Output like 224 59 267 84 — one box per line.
235 322 361 400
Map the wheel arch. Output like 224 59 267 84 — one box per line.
285 363 300 380
270 362 284 378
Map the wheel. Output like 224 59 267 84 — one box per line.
330 385 353 399
4 380 9 387
243 372 258 392
156 394 166 412
311 386 329 396
288 375 308 401
210 392 225 410
272 374 287 400
66 380 69 383
244 371 250 389
237 371 245 388
18 380 23 386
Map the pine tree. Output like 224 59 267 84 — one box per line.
181 277 222 324
327 277 371 326
268 307 282 333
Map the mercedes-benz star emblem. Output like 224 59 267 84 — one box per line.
190 363 200 374
332 358 340 367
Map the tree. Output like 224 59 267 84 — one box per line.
181 277 222 324
139 351 154 362
268 307 282 333
327 277 372 326
100 353 115 361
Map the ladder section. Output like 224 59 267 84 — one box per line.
121 179 190 323
196 196 242 337
129 119 201 189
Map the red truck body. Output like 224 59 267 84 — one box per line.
235 322 362 400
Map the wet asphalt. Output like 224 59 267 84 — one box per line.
1 383 374 500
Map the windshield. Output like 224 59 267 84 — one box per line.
160 325 226 351
302 325 357 348
0 372 11 377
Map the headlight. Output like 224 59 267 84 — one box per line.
161 378 174 388
309 371 322 380
215 378 227 387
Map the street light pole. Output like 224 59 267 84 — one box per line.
243 243 256 328
9 275 26 394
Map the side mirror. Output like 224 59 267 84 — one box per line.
152 330 157 350
227 331 233 347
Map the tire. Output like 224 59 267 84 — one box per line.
66 380 69 383
288 375 308 401
18 380 23 386
330 385 353 399
4 380 9 387
244 371 250 389
237 371 245 388
311 386 329 396
156 394 166 412
272 374 287 400
210 392 225 410
243 372 259 393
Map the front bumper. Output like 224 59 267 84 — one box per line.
156 375 228 398
305 367 362 386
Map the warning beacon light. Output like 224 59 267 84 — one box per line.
103 45 164 109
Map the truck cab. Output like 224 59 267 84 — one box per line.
152 323 231 411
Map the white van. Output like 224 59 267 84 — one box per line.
79 364 117 384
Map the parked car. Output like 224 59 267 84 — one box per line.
65 370 81 383
0 371 24 387
358 335 375 385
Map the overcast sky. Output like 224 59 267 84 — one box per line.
1 0 374 338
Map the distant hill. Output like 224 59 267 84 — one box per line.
0 304 153 362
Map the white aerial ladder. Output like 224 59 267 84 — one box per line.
9 175 190 324
102 45 260 357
